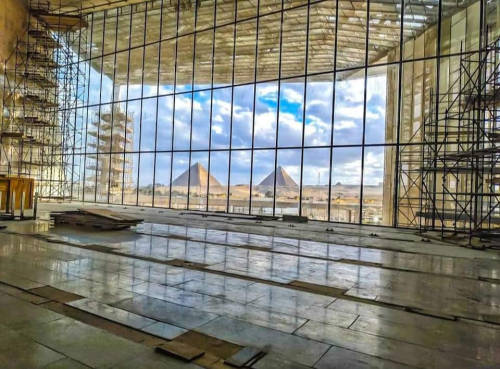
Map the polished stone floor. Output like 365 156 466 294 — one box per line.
0 202 499 368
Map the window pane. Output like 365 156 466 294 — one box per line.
254 82 278 148
123 153 138 205
159 40 176 94
154 153 171 207
189 152 209 210
127 100 141 151
107 152 124 204
143 44 159 98
281 7 307 78
275 149 301 216
140 97 157 151
194 30 213 90
208 151 228 212
235 20 256 85
229 150 251 214
162 1 177 39
257 13 280 81
173 93 192 150
362 147 384 225
232 84 254 149
333 69 364 145
138 153 154 206
330 147 361 223
176 35 194 92
213 25 234 87
251 149 275 215
336 1 366 70
211 87 231 149
191 91 211 150
368 1 400 65
278 78 304 148
302 148 330 220
197 0 214 31
365 65 398 145
304 73 333 147
157 96 173 151
171 152 189 209
128 47 143 100
308 1 335 74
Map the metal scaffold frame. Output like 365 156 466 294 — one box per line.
398 30 500 244
0 0 86 200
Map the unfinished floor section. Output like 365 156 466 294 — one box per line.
0 203 498 368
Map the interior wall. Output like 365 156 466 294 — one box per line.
0 0 28 67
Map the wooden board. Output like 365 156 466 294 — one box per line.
79 208 143 223
0 176 35 211
155 341 205 362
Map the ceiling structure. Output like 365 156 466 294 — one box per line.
52 0 482 85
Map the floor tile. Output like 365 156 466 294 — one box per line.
19 317 149 369
114 295 219 330
314 346 415 369
141 322 188 340
196 316 330 367
68 298 157 329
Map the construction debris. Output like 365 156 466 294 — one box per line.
50 208 143 230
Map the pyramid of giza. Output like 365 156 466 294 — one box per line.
258 166 298 187
172 162 222 187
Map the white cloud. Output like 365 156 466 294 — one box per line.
257 85 278 99
335 120 356 130
282 87 303 104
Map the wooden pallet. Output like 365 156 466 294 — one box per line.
50 208 143 230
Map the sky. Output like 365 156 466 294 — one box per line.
81 65 388 189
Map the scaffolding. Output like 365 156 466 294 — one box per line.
85 107 134 202
0 0 86 200
417 36 500 242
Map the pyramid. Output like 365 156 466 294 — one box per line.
172 162 222 187
258 166 298 188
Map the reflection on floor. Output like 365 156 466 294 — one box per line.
0 202 499 368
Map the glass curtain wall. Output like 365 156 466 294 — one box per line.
61 0 496 226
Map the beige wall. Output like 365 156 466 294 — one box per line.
382 0 494 227
0 0 28 67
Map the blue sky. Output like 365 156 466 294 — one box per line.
82 65 387 188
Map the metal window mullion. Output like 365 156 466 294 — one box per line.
206 0 218 212
70 17 84 199
168 0 181 208
82 12 95 203
431 0 443 229
94 11 107 203
358 0 370 224
107 9 120 204
121 7 134 205
327 0 339 222
272 0 284 217
187 2 199 211
136 5 148 207
249 0 260 215
152 0 165 208
392 0 405 227
299 0 312 217
226 0 238 213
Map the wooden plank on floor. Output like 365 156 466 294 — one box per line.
29 286 84 303
155 341 205 362
288 280 346 297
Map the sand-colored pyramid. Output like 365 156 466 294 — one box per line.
172 162 222 187
258 166 298 187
